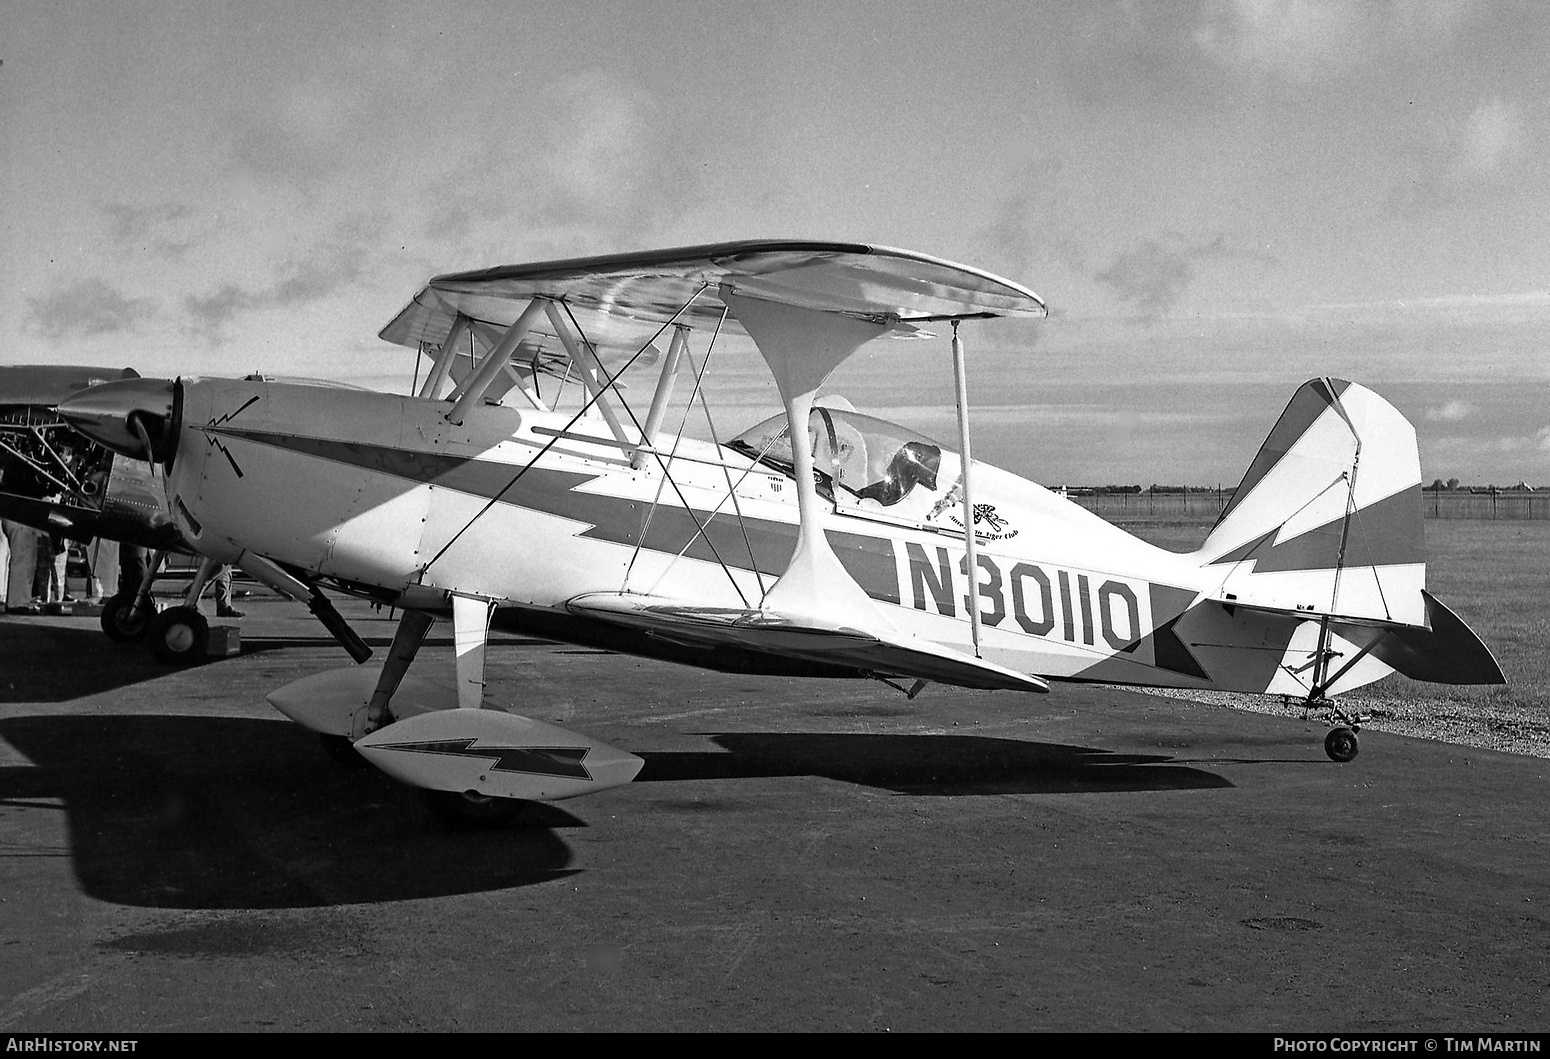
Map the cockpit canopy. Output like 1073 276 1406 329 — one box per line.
726 407 954 513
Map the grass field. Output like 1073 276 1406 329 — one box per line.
1114 518 1550 745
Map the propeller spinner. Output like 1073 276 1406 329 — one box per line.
57 377 179 464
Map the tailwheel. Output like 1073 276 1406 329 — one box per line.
422 788 528 830
1324 726 1360 763
147 605 210 665
1303 684 1363 763
102 592 158 642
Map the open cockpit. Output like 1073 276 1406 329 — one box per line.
726 405 959 522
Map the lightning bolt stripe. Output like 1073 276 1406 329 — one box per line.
371 738 594 780
204 428 900 594
1207 486 1424 572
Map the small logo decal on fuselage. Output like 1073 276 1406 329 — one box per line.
948 502 1019 541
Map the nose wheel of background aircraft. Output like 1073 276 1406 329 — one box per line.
146 605 209 665
100 592 158 641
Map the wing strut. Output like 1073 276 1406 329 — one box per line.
721 289 891 627
951 321 983 657
542 299 636 454
447 300 547 424
637 324 689 466
452 593 495 711
420 312 470 399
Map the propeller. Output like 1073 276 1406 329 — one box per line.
56 377 179 466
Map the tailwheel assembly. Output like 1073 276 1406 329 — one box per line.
1304 693 1363 762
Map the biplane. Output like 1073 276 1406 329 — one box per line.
0 365 294 659
0 366 190 634
57 241 1504 825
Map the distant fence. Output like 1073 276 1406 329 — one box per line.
1069 491 1230 521
1418 489 1550 520
1069 488 1550 521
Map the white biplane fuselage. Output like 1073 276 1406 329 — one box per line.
173 376 1217 686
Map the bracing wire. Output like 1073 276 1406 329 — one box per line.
557 301 750 607
418 286 710 578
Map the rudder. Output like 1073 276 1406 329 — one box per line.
1195 378 1426 628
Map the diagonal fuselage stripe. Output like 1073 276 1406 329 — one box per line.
206 426 876 585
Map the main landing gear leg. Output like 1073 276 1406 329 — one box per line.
421 595 527 828
102 548 167 643
319 608 435 769
360 609 436 736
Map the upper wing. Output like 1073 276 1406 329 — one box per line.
567 591 1049 694
0 365 141 410
379 240 1047 355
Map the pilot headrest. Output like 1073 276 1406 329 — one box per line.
895 442 941 491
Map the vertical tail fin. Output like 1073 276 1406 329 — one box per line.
1196 378 1426 627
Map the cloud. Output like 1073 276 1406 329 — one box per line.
183 284 258 339
1193 0 1361 82
228 76 373 187
181 220 375 340
525 70 704 248
1425 400 1473 421
1389 95 1533 211
974 157 1090 287
544 74 649 207
1092 233 1271 320
1191 1 1480 84
1458 98 1524 177
27 278 158 339
101 202 197 256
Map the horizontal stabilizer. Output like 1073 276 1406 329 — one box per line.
567 592 1048 693
1360 591 1506 686
356 709 643 801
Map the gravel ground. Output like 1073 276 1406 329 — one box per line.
1126 686 1550 759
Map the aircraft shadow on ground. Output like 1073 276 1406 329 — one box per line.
236 633 553 655
0 623 557 701
0 622 175 703
0 714 584 911
637 732 1235 796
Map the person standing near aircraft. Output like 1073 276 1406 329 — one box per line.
85 536 116 602
210 564 243 618
3 520 38 612
117 542 149 599
34 528 70 605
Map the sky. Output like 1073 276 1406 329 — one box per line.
3 0 1548 487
